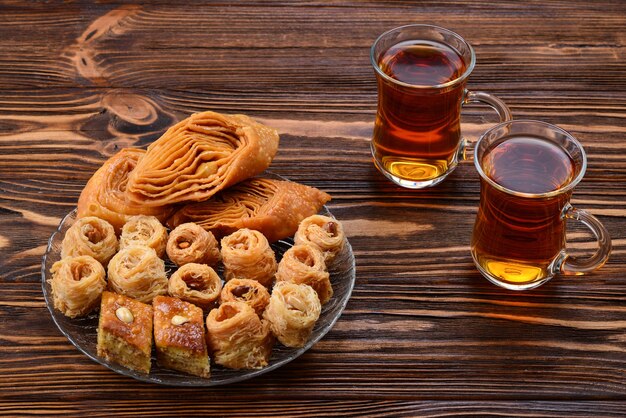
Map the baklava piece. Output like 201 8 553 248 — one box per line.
275 244 332 304
221 228 277 287
153 296 210 378
61 216 118 266
49 255 106 318
294 215 345 263
97 291 153 374
220 278 270 316
166 223 220 267
168 263 222 308
119 215 168 258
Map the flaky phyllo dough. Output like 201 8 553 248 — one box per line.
264 282 321 348
50 255 106 318
275 244 332 305
126 111 279 207
168 263 222 308
167 178 331 242
220 278 270 317
294 215 346 263
61 216 118 266
221 228 277 287
206 301 273 370
166 223 220 267
107 245 168 303
77 148 174 233
119 215 168 258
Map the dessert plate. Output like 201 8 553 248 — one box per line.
41 189 355 386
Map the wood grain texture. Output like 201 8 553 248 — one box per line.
0 0 624 416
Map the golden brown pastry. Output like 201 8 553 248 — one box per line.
205 301 273 370
167 178 331 242
220 278 270 316
119 215 168 258
221 228 277 287
107 245 168 303
153 296 210 378
294 215 346 263
168 263 222 308
97 291 153 374
61 216 118 266
166 223 220 267
275 244 332 304
263 282 321 348
49 255 106 318
77 148 174 233
126 111 279 207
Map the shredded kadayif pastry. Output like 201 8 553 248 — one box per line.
205 301 274 370
167 178 331 242
220 228 277 287
107 245 168 303
263 282 321 348
77 148 174 233
220 278 270 316
275 244 332 304
50 255 107 318
166 222 220 267
294 215 346 263
126 111 279 207
61 216 118 266
168 263 222 308
119 215 168 258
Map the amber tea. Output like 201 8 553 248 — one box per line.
371 25 511 188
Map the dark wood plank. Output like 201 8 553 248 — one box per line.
0 0 624 415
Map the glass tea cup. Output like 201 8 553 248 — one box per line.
371 24 512 189
471 120 611 290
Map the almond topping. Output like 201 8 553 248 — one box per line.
115 307 134 324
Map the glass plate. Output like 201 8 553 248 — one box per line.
41 204 355 386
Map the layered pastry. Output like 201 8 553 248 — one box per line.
294 215 345 263
107 245 168 303
97 291 153 374
168 263 222 308
264 282 321 348
205 301 273 370
166 222 220 267
220 228 277 287
275 244 332 304
153 296 210 378
167 178 331 242
220 278 270 316
77 148 174 233
126 111 279 206
119 215 168 258
61 216 118 266
49 255 106 318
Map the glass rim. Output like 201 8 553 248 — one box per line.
370 24 477 89
474 119 588 198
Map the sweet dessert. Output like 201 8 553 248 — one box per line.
77 148 174 233
220 228 277 287
49 255 106 318
153 296 210 378
294 215 345 263
275 244 332 304
96 291 153 374
119 215 168 258
168 263 222 308
126 111 279 206
61 216 118 266
263 282 321 348
166 222 220 267
167 178 331 242
220 278 270 316
205 301 273 370
107 245 168 303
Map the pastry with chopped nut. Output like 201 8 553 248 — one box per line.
166 222 220 267
152 296 210 378
294 215 345 263
96 291 153 374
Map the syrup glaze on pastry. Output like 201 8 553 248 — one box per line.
126 111 279 207
167 178 331 242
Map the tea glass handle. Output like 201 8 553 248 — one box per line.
560 204 612 275
462 90 512 160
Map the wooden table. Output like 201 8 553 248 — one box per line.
1 1 624 416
